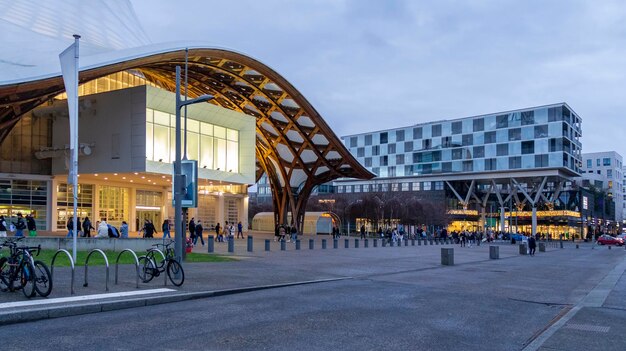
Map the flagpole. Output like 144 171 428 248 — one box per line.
71 34 80 262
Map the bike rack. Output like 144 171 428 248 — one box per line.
50 249 75 295
114 249 139 288
146 248 168 286
83 249 109 291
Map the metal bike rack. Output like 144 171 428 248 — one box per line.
83 249 109 291
147 248 167 286
114 249 139 288
50 249 75 295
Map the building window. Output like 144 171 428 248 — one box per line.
548 106 561 122
485 158 496 171
451 121 462 134
549 138 563 152
98 185 129 229
442 162 452 172
404 141 413 152
484 131 496 144
535 154 548 167
442 136 452 148
508 128 521 141
608 169 613 178
412 182 421 191
496 143 508 156
364 157 372 167
462 134 473 146
350 137 357 147
357 147 364 157
391 183 399 191
432 124 442 137
462 161 473 172
423 182 432 191
521 140 534 154
534 125 548 138
396 130 405 142
452 148 463 160
387 144 396 154
401 183 409 191
372 145 380 156
380 155 388 166
404 165 414 175
422 139 431 149
388 167 396 177
596 158 600 166
413 127 422 139
365 134 372 146
509 156 522 169
371 167 379 176
379 132 388 144
521 111 534 125
473 118 484 132
473 146 485 158
603 158 611 166
496 114 508 128
396 154 404 165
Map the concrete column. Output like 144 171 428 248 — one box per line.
479 205 486 233
531 206 537 238
500 206 506 234
217 193 225 226
242 195 249 233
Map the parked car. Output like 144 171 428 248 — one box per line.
597 234 624 246
617 233 626 241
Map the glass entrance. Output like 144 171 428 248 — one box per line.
136 210 161 232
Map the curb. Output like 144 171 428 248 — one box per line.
0 277 351 326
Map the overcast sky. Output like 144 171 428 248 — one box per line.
133 0 626 159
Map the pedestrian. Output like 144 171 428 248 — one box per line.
290 223 297 242
13 213 26 237
97 218 109 238
360 225 366 239
237 221 244 239
274 223 281 241
189 217 196 242
162 219 171 239
279 224 286 241
82 216 94 237
26 214 37 237
120 221 129 239
194 220 205 246
66 217 74 238
215 222 222 242
528 235 537 256
0 215 8 237
145 220 157 238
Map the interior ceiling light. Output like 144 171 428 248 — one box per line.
122 177 126 179
113 173 118 176
134 172 138 175
94 174 98 176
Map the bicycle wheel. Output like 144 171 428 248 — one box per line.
138 256 155 283
33 260 53 297
166 260 184 287
20 260 36 298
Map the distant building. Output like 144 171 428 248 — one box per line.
580 151 623 223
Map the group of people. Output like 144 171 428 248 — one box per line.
0 213 37 237
274 223 298 242
67 217 130 239
187 218 244 246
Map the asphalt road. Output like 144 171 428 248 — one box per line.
1 242 624 351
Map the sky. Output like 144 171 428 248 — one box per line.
133 0 626 159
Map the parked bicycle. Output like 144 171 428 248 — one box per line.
0 238 53 298
138 240 184 286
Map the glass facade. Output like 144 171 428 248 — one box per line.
343 104 582 178
146 108 240 172
0 179 48 230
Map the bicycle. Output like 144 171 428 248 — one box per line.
0 238 52 298
138 240 184 287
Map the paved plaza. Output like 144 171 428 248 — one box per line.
0 235 625 350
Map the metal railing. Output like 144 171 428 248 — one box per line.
83 249 109 291
50 249 75 295
114 249 139 288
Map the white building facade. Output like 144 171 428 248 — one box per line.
580 151 623 223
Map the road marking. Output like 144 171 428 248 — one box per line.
564 323 610 333
522 256 626 351
0 288 175 310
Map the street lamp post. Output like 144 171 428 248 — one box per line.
174 66 214 265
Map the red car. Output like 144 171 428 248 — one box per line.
597 234 624 246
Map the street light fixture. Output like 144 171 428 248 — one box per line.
174 66 214 267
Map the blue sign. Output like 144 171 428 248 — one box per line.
172 160 198 208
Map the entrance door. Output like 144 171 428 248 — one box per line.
136 210 161 231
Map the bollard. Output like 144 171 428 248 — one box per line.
560 239 563 249
309 239 314 250
430 239 434 245
373 238 378 247
519 243 528 255
539 242 546 252
281 240 286 251
441 248 454 266
382 239 387 247
333 239 338 249
404 239 408 246
228 236 234 253
345 239 349 249
418 239 422 246
435 239 439 245
296 239 301 250
208 236 215 253
322 239 327 249
489 246 499 259
576 244 579 249
247 235 253 252
265 239 270 251
364 238 369 248
355 239 359 248
411 239 415 246
390 240 394 247
609 246 612 250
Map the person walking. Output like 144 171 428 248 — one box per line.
0 215 8 238
360 225 366 239
82 217 94 237
26 214 37 237
162 219 171 239
189 217 196 243
13 213 26 237
145 220 157 238
194 220 205 246
215 222 222 242
290 223 298 243
528 235 537 256
97 218 109 238
237 221 244 239
66 217 74 238
120 221 129 239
